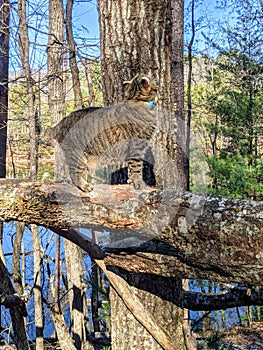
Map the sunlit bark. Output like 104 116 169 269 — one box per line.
0 180 261 285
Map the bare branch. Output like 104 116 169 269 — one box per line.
182 285 263 311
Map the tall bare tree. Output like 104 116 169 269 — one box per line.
0 1 9 328
32 225 44 350
65 1 89 347
0 1 9 333
47 1 89 347
64 242 88 350
17 0 38 180
65 0 84 110
17 3 44 348
47 1 73 347
0 0 9 178
0 3 30 349
185 0 195 191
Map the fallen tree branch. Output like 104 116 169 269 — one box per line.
0 179 262 285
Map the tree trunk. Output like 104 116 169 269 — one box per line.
91 231 100 333
98 0 186 348
17 0 38 180
0 0 9 178
65 0 83 110
47 1 76 348
0 244 29 349
47 0 66 182
98 0 174 108
55 234 61 313
110 269 185 349
12 222 24 294
185 0 195 192
84 59 96 106
47 0 65 126
17 4 44 348
172 0 187 191
50 280 77 350
0 5 30 347
32 225 44 350
64 240 87 350
65 2 89 345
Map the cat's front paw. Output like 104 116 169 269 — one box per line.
132 179 146 190
78 182 94 192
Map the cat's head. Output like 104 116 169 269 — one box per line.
123 75 158 102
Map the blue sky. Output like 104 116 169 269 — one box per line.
72 0 233 57
9 0 261 72
73 1 100 40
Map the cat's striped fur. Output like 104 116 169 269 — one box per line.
52 75 158 191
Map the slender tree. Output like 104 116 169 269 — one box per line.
64 242 88 350
64 2 89 347
185 0 195 191
47 1 74 347
16 3 44 348
65 0 84 110
17 0 38 180
0 3 30 349
0 0 9 178
47 0 65 127
32 225 44 350
0 1 9 336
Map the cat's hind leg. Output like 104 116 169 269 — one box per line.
68 154 94 192
127 158 146 190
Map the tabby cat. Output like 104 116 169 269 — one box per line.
52 75 158 191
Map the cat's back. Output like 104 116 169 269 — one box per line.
52 106 101 143
86 100 157 131
61 100 157 159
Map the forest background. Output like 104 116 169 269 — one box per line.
0 0 262 349
6 0 263 198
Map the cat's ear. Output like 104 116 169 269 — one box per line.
140 76 151 91
123 80 131 92
123 74 139 91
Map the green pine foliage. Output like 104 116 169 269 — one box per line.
189 48 262 200
208 154 263 199
188 0 262 200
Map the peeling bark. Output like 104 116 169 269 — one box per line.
0 180 262 285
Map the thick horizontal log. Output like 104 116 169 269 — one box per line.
0 179 262 285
